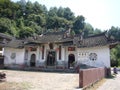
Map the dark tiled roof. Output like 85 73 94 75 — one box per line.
78 35 107 47
2 31 118 48
26 31 118 48
77 32 114 48
0 33 13 40
26 30 73 43
0 43 4 47
6 39 24 48
37 34 63 43
0 33 13 47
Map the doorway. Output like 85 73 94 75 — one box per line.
46 51 56 66
68 54 75 68
30 54 36 67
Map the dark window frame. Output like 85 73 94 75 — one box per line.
42 45 45 59
59 46 61 60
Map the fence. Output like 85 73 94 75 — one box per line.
79 67 109 88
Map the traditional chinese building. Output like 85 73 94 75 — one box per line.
2 31 118 70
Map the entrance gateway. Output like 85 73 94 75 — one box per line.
46 50 56 68
68 54 75 68
30 54 36 67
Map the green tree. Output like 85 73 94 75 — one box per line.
0 0 19 19
73 15 85 34
48 7 57 17
33 1 43 14
63 7 75 20
83 23 94 37
19 27 34 38
57 7 64 17
94 28 102 34
25 1 33 17
111 45 120 67
0 18 18 36
108 26 120 40
28 21 42 35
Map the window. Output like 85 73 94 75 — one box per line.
42 45 45 59
59 46 61 60
89 53 97 61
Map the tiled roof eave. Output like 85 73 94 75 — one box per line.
26 39 73 44
0 43 5 47
4 45 24 48
0 33 13 40
77 43 109 48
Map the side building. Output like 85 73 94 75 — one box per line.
0 33 12 68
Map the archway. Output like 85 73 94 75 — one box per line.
30 54 36 67
68 54 75 68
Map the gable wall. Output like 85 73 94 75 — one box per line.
77 46 110 68
4 47 25 66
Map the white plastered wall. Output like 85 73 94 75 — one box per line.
3 47 25 65
77 46 110 68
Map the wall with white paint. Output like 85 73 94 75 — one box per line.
77 46 110 68
3 44 111 68
4 47 25 66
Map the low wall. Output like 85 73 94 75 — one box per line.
79 67 106 88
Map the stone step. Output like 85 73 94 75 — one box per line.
23 67 76 73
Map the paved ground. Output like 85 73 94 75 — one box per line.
1 69 120 90
97 70 120 90
0 70 79 90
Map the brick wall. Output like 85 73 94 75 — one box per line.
79 67 107 88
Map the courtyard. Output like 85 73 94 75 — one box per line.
0 70 79 90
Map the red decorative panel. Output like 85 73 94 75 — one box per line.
68 47 75 51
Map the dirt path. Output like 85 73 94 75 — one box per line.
97 72 120 90
0 70 79 90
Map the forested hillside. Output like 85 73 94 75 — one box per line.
0 0 120 66
0 0 102 38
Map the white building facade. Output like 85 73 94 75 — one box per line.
3 31 115 70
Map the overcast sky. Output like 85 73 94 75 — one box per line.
12 0 120 30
